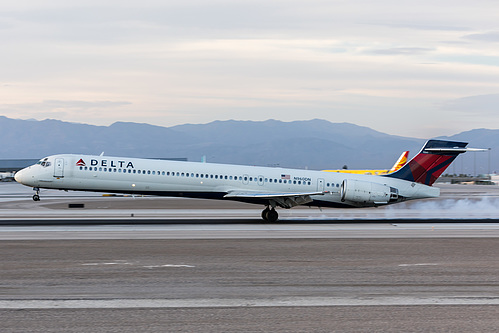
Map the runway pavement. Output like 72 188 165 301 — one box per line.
1 238 499 332
1 182 499 332
1 182 499 221
2 222 499 240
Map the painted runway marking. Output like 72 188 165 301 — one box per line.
398 263 439 267
81 261 131 266
1 296 499 309
80 261 195 268
143 264 195 268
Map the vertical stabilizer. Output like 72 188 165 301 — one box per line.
384 140 468 186
388 151 409 173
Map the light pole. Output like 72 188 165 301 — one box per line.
488 148 491 176
474 151 476 177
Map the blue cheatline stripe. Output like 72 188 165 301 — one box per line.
384 162 416 182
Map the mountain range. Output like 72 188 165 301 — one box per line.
0 116 496 174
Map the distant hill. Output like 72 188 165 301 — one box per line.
0 116 496 173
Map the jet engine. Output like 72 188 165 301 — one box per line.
340 179 399 206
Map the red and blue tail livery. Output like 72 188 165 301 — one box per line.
384 140 467 186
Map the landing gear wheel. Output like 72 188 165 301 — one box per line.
265 208 279 223
261 207 270 221
32 187 40 201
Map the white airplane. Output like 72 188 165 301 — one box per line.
14 139 474 222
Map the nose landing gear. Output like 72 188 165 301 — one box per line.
32 188 40 201
261 206 279 222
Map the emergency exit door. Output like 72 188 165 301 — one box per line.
317 178 325 192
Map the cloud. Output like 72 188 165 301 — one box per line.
375 23 471 32
368 47 434 55
0 100 132 121
433 55 499 67
463 32 499 42
0 100 131 110
440 94 499 115
41 100 132 109
1 1 499 138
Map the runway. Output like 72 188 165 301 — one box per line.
1 237 499 332
2 222 499 239
1 182 499 332
1 182 499 221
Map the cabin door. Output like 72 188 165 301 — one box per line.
54 158 64 178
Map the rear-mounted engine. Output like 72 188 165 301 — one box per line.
340 179 399 206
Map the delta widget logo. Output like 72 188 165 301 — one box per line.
76 159 86 166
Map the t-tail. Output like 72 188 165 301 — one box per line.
384 140 468 186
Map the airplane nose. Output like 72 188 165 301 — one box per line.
14 169 25 183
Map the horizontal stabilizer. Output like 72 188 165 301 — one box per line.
425 147 488 153
384 139 470 186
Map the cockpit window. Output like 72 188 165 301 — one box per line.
37 158 51 167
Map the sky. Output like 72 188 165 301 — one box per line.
1 0 499 138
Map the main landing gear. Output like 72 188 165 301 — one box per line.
261 206 279 222
32 187 40 201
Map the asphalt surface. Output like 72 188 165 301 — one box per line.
1 182 499 332
2 222 499 239
1 182 499 221
2 237 499 332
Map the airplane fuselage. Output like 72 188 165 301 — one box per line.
15 154 439 210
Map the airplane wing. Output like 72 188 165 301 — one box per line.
224 190 326 208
